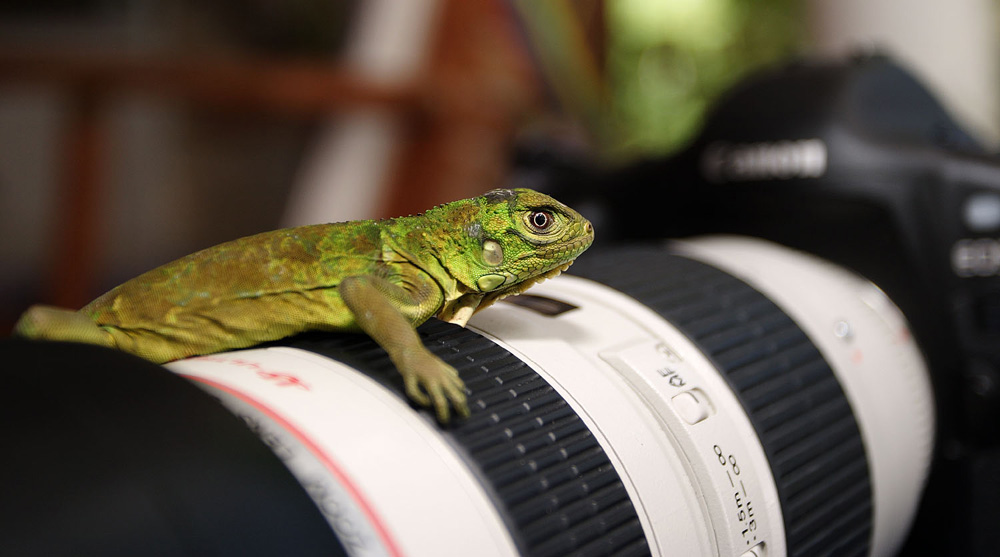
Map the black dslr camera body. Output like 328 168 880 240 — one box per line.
545 54 1000 555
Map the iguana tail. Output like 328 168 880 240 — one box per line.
13 305 116 348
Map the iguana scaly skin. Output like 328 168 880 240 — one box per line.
14 188 593 422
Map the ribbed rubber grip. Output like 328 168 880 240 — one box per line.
571 246 872 557
281 321 650 557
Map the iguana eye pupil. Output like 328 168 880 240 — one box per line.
530 211 552 231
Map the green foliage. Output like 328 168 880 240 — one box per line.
606 0 804 157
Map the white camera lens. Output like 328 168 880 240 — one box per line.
167 236 934 557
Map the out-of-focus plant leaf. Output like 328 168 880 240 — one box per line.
606 0 803 157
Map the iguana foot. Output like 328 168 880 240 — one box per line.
398 350 470 424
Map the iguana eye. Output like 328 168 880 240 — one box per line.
527 210 554 233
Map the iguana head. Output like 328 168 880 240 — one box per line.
432 188 594 322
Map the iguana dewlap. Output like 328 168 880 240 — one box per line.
14 188 594 422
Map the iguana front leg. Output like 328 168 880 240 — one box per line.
339 275 470 423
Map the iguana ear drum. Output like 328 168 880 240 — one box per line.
483 239 504 266
3 237 933 556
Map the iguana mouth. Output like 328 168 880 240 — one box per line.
537 235 593 259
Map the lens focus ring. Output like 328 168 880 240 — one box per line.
282 322 651 557
571 246 872 557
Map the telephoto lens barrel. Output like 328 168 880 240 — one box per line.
161 236 935 557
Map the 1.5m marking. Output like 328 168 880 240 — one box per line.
714 444 758 546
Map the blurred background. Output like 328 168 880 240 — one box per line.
1 0 997 330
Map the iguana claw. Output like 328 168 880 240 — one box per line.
400 351 470 424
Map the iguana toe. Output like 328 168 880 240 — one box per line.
400 351 468 424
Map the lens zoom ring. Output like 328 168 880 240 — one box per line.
571 246 872 557
280 321 650 557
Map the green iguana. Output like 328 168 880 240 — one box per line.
14 188 593 422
